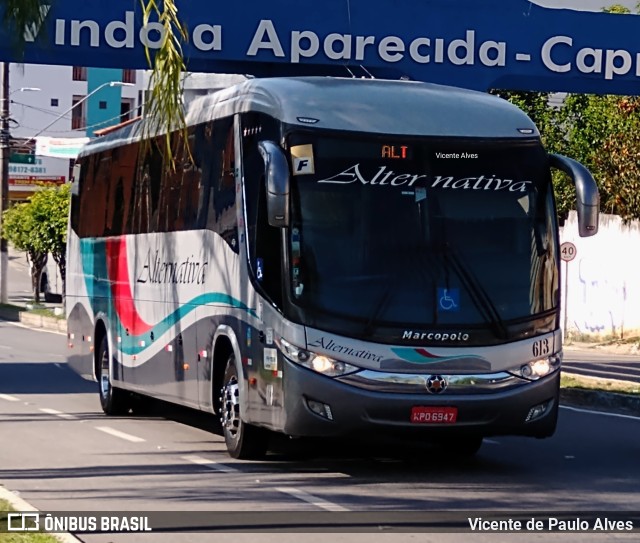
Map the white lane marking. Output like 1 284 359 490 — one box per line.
561 405 640 422
182 455 239 474
95 426 146 443
484 439 500 445
275 486 350 512
39 408 77 420
0 394 20 402
0 345 11 349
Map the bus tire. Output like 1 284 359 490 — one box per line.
97 336 131 416
220 354 269 459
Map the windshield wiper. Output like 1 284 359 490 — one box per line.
361 273 399 337
441 243 509 340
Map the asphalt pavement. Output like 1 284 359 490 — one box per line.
1 321 640 542
563 346 640 384
2 246 640 542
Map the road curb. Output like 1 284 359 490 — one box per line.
0 307 20 322
0 485 82 543
18 311 67 333
561 387 640 416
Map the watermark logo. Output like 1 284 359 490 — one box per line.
7 513 40 532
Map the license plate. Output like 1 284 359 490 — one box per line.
410 406 458 424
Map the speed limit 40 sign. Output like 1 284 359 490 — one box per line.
560 241 577 262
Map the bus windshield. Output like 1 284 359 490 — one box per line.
287 133 559 338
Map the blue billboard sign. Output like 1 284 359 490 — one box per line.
2 0 640 94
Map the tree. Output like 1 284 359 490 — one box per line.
493 85 640 223
491 89 577 221
490 6 640 223
1 183 70 303
1 201 48 303
561 93 640 221
27 183 70 297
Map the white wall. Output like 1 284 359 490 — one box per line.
7 64 145 193
560 212 640 339
9 63 144 140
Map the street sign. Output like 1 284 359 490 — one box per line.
9 153 35 164
560 241 577 262
2 1 640 94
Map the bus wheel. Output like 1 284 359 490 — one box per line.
97 336 130 416
220 354 269 459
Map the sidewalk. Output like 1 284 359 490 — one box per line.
6 245 62 310
564 340 640 357
1 246 65 330
7 245 34 306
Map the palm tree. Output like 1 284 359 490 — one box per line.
3 0 187 151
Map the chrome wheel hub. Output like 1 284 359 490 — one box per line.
100 350 110 398
221 377 240 437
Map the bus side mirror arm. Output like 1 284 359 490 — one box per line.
258 141 290 227
549 153 599 237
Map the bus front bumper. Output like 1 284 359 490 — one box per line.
281 359 560 440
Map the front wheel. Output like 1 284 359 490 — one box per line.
220 354 269 459
97 336 131 416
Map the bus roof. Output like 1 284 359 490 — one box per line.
79 77 538 157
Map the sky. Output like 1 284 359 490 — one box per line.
530 0 638 11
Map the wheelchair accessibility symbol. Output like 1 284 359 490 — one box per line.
438 288 460 312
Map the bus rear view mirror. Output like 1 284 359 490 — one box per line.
258 140 290 227
549 154 599 237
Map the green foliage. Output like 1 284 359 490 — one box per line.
1 202 31 252
555 94 640 222
24 183 70 258
140 0 189 169
3 0 189 169
1 200 47 302
491 90 576 221
0 499 62 543
1 184 70 302
602 4 632 14
494 89 640 223
1 0 47 50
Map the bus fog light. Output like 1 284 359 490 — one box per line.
526 400 551 422
307 399 334 420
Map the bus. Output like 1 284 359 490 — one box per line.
66 77 599 459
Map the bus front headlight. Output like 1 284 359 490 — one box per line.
510 354 562 381
278 338 360 377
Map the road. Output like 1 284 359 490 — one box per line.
563 348 640 384
1 322 639 543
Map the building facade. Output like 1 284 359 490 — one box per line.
8 63 145 201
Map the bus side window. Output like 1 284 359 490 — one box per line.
131 139 165 234
203 118 238 251
242 112 282 307
70 160 84 236
79 153 110 237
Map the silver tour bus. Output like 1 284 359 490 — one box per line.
66 77 599 458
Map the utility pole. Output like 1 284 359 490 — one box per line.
0 62 9 304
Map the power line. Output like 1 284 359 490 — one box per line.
8 101 142 135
